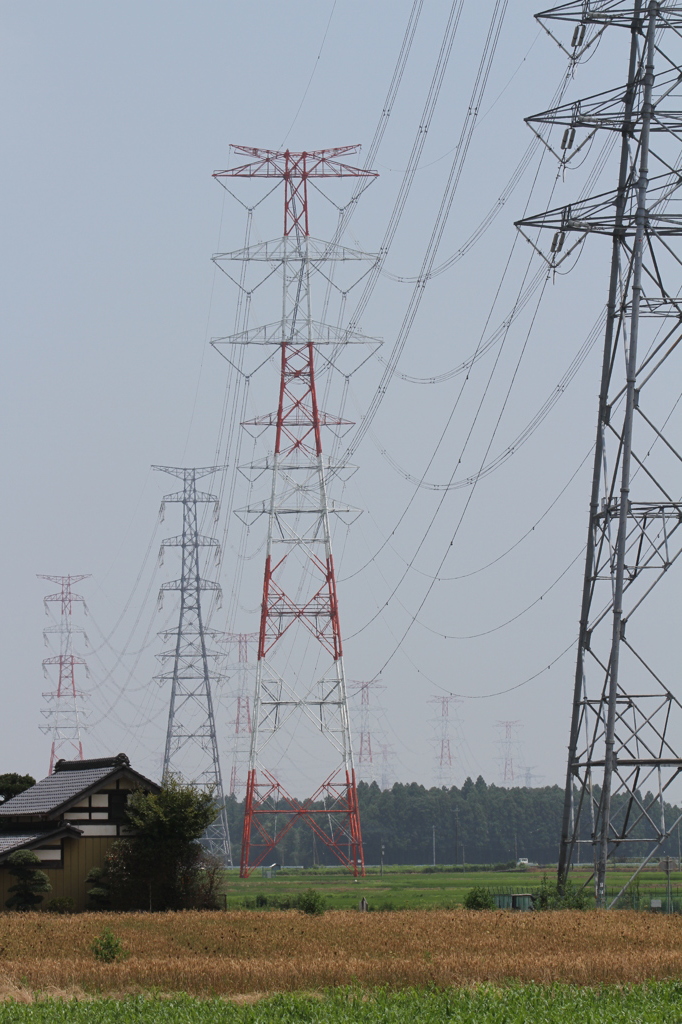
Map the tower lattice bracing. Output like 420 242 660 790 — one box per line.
38 574 90 774
221 633 257 800
349 680 386 783
379 744 397 792
154 466 232 865
517 0 682 905
429 696 460 787
211 146 380 876
495 720 522 786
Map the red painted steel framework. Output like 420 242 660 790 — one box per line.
212 146 378 876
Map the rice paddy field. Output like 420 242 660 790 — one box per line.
222 863 682 910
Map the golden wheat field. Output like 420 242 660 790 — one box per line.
1 909 682 996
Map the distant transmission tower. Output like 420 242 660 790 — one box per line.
154 465 232 865
38 574 90 774
429 696 460 787
496 721 522 785
221 632 257 800
519 765 544 788
379 744 397 792
211 146 379 877
517 1 682 906
349 680 386 782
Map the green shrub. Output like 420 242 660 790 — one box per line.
91 928 128 963
85 866 111 909
0 773 36 802
46 896 74 914
463 885 495 910
87 778 223 911
298 887 326 915
4 850 51 911
533 874 588 910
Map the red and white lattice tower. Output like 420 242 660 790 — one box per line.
38 574 90 774
221 633 257 800
211 146 379 876
349 680 386 783
428 696 461 787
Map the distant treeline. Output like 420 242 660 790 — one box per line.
224 776 682 867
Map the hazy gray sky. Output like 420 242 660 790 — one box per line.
1 2 657 795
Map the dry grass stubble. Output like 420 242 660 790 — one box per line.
1 909 682 996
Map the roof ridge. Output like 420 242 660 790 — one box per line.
53 753 130 773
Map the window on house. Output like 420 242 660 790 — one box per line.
108 790 129 824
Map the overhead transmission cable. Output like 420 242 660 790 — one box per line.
365 265 553 670
344 0 510 461
345 43 595 446
340 103 564 591
206 0 427 633
341 442 594 584
376 310 605 492
346 243 552 645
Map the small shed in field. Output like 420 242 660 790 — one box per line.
0 753 159 911
493 892 534 911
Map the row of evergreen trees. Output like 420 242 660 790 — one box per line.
223 777 682 867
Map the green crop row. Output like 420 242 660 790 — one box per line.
4 984 682 1023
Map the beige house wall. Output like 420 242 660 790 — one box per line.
0 765 158 912
0 835 117 912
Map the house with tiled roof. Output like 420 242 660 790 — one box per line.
0 753 159 911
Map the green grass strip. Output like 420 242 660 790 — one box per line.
4 984 682 1023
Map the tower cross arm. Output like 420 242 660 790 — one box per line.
42 592 86 606
213 144 378 181
160 490 220 504
159 578 222 593
152 465 226 481
42 655 86 667
161 534 220 548
37 574 90 585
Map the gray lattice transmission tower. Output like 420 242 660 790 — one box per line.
349 680 386 783
496 721 522 785
221 633 257 800
154 466 232 865
378 744 397 792
429 696 460 787
517 0 682 905
38 574 90 774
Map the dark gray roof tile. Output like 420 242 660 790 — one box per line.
0 833 42 854
0 767 114 816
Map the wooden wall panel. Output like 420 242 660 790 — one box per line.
0 837 116 912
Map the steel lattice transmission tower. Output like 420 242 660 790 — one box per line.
349 680 386 783
221 633 257 800
379 744 397 792
154 465 232 865
517 0 682 906
429 696 461 787
211 146 380 877
519 765 545 788
495 721 522 785
38 574 90 774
